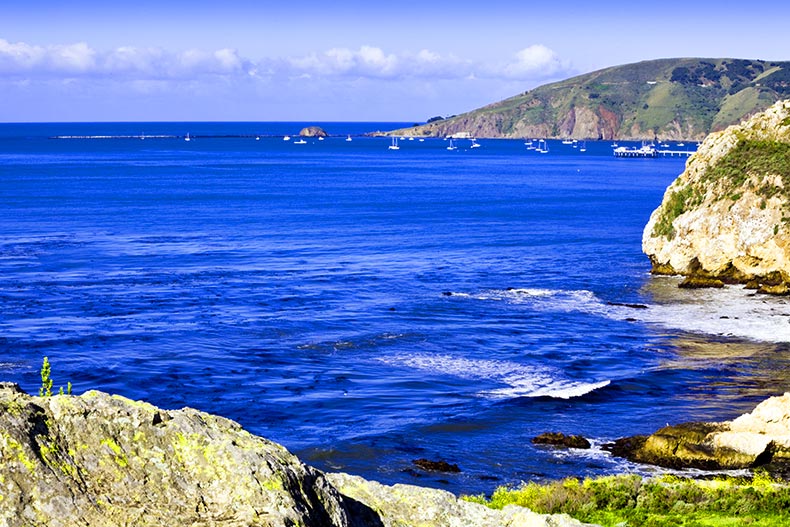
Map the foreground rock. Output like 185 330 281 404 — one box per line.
642 100 790 293
329 473 597 527
605 392 790 472
0 383 596 527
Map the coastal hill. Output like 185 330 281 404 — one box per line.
643 99 790 293
389 58 790 141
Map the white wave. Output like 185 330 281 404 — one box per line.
377 353 610 400
637 277 790 343
448 280 790 344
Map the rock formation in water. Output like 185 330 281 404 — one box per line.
299 126 328 137
605 392 790 473
643 99 790 294
0 383 595 527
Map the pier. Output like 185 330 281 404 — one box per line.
613 145 695 158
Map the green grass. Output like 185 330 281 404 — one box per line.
463 473 790 527
700 139 790 199
651 139 790 240
652 184 704 239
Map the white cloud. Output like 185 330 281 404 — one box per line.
0 38 574 86
500 44 572 80
0 39 45 71
49 42 96 73
0 38 253 80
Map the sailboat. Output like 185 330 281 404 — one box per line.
346 135 353 142
184 133 191 142
579 141 587 152
446 138 457 151
388 137 400 150
470 138 481 148
536 139 549 153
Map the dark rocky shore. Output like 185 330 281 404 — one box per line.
602 393 790 478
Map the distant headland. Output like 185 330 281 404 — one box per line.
387 58 790 142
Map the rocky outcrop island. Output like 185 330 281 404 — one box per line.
643 99 790 293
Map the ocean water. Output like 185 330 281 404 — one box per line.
1 122 789 494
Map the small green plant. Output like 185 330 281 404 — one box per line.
38 357 72 397
39 357 53 397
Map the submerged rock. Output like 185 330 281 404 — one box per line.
643 100 790 293
0 383 598 527
532 432 591 449
678 276 725 289
605 392 790 472
413 458 462 473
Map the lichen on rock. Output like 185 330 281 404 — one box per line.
0 382 598 527
0 383 350 527
643 100 790 292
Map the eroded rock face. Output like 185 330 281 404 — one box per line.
0 383 349 527
605 392 790 472
643 100 790 292
0 384 599 527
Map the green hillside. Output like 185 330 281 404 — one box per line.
392 58 790 141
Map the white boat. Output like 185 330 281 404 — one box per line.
283 135 291 141
388 137 400 150
418 138 424 142
346 135 352 142
446 139 457 151
318 136 324 141
562 139 574 145
184 133 191 142
255 136 260 141
536 139 549 153
470 139 481 148
579 141 587 152
294 138 307 144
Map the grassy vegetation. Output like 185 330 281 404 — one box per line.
463 473 790 527
652 184 704 239
700 140 790 199
651 139 790 239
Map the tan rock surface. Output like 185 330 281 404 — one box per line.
643 100 790 290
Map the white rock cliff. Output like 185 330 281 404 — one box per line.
643 100 790 292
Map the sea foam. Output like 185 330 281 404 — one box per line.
377 353 610 400
452 281 790 344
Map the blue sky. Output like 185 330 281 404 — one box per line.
2 0 789 122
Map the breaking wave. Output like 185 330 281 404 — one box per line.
377 353 610 400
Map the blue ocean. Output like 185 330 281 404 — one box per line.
1 122 789 494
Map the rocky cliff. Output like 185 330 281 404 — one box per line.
643 99 790 293
0 383 594 527
388 58 790 141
